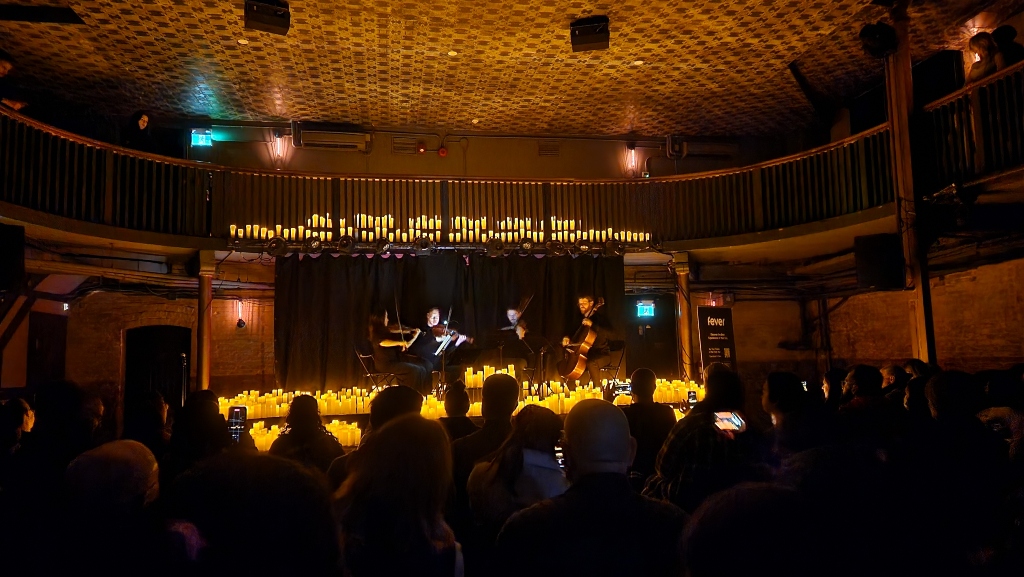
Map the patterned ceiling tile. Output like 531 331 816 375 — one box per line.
0 0 1022 136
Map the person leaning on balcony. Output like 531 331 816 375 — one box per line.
0 48 28 111
968 32 1006 83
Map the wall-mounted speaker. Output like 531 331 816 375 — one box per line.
854 234 905 290
0 224 25 294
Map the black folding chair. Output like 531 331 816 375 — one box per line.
355 346 397 393
599 340 627 382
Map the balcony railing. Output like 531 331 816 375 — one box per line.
0 108 895 245
922 60 1024 191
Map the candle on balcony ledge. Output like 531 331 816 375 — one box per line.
260 227 267 239
298 225 304 239
326 231 332 241
388 232 395 242
230 224 237 237
290 227 296 239
320 216 326 227
275 224 282 236
312 214 318 227
347 226 353 237
245 225 252 238
238 229 244 239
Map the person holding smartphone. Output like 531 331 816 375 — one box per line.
642 363 765 513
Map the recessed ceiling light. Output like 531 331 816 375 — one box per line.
632 60 644 66
448 50 458 56
237 38 249 45
471 119 479 124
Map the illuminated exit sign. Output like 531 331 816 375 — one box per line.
191 129 213 147
637 300 655 317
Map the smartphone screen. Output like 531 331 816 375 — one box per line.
714 411 745 432
228 406 247 443
687 390 698 405
801 381 808 391
554 444 565 470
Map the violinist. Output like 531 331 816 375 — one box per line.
368 310 432 395
561 295 614 387
411 307 470 372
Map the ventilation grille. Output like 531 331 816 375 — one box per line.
538 140 560 157
392 137 420 155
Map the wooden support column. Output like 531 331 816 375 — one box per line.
196 251 215 390
673 253 696 382
886 3 937 364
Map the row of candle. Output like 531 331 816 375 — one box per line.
464 366 518 389
249 419 363 451
219 377 703 422
218 388 375 420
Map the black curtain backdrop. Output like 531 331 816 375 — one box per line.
275 253 625 390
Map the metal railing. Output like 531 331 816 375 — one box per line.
922 60 1024 190
0 108 896 244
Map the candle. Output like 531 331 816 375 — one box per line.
320 216 326 227
326 232 332 241
230 224 237 237
260 227 267 239
347 226 353 237
290 227 296 239
298 225 305 239
276 224 282 236
312 214 318 227
245 225 252 238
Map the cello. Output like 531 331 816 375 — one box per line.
557 297 605 381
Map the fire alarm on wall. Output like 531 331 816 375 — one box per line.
438 147 448 157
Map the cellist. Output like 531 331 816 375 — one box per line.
561 295 614 387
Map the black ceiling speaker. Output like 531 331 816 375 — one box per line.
854 234 905 290
859 22 899 59
244 0 290 36
267 236 288 256
0 224 25 294
570 15 610 52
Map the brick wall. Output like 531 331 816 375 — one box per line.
829 258 1024 372
65 292 275 397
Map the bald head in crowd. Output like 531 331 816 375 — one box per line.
563 399 636 481
66 440 159 512
481 373 520 420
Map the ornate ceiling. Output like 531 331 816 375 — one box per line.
1 0 1022 136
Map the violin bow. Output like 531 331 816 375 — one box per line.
394 292 407 347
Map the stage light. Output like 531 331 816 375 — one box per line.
605 240 625 256
414 236 434 256
267 236 288 256
486 238 506 257
302 236 323 254
336 235 355 254
576 238 592 253
375 238 392 255
545 241 567 256
517 239 534 255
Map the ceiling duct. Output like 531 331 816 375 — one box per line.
291 121 372 152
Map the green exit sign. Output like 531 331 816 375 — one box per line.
191 129 213 147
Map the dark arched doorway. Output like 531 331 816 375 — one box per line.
125 325 191 410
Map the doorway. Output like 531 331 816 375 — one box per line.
125 325 191 410
624 293 681 380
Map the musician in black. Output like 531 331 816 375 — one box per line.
561 295 614 387
411 307 471 387
368 310 432 395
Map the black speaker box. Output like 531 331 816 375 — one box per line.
570 15 610 52
854 234 905 290
0 224 26 293
244 0 290 36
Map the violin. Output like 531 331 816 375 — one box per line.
432 325 474 343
